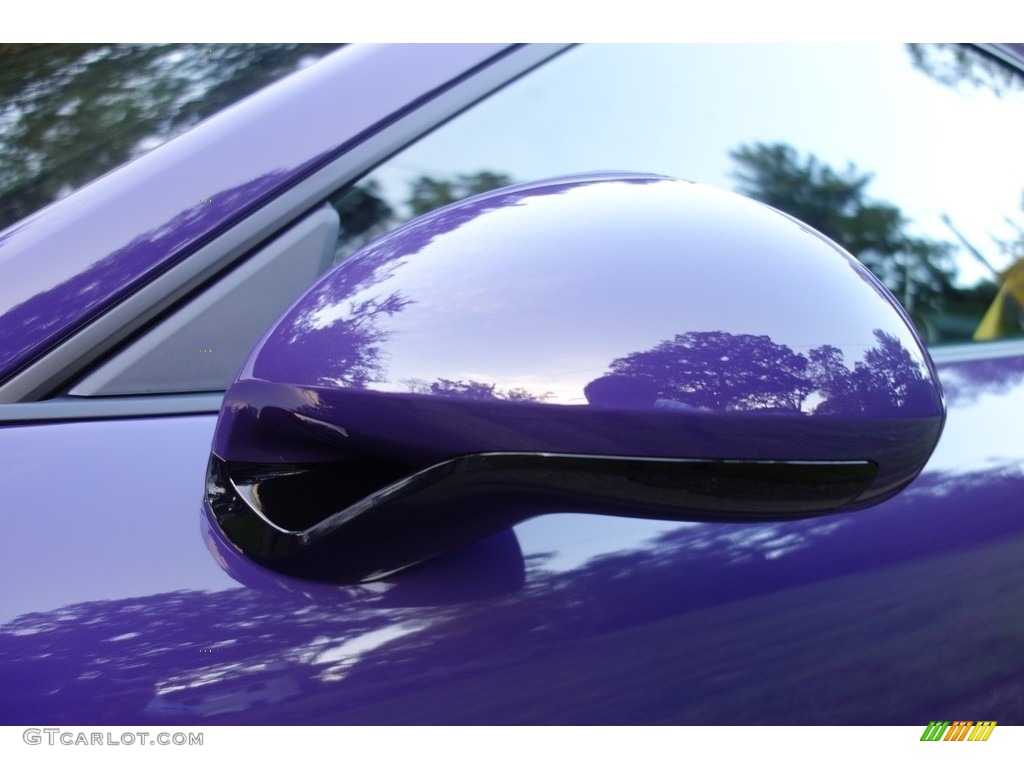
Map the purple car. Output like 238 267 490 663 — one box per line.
1 43 1023 725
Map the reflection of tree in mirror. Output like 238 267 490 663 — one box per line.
814 330 938 416
730 142 959 321
606 331 813 411
284 291 412 389
403 377 553 402
282 175 603 389
597 329 936 416
0 44 339 232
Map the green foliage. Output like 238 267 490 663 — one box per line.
905 44 1024 333
0 44 338 231
730 142 956 314
907 44 1024 97
406 171 515 217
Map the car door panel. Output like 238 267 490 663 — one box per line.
2 353 1021 724
2 43 1023 727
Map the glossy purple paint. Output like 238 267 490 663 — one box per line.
0 44 510 382
213 175 943 514
1 42 1021 727
1 353 1021 724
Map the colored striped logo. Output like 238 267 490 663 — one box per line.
920 721 996 741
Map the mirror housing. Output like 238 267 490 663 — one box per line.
206 172 944 582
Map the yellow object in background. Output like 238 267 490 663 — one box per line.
974 258 1024 341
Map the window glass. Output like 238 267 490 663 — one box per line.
0 43 339 233
329 44 1024 345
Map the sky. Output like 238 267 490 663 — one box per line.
370 43 1024 287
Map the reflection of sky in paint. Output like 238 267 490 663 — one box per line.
314 622 426 682
919 367 1024 476
513 513 852 574
372 44 1024 289
517 514 689 572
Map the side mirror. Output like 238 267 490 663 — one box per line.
205 172 945 582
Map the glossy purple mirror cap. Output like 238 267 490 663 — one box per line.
213 173 944 511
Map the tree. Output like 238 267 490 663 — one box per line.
331 179 395 238
0 44 338 232
606 330 813 412
404 378 552 402
599 329 936 417
813 330 936 416
905 44 1024 340
730 142 957 316
907 44 1023 97
806 344 850 402
406 171 515 217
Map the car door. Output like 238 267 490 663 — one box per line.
1 43 1023 725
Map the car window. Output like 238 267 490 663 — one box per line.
0 43 339 233
328 44 1024 347
66 44 1024 401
